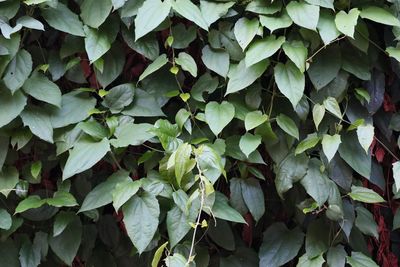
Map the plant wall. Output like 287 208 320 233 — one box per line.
1 0 400 266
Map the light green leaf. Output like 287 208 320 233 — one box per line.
201 45 229 78
123 192 160 253
245 35 285 67
226 59 269 95
84 26 111 63
172 0 208 30
20 106 53 143
259 223 304 267
323 97 342 118
276 113 299 140
152 241 169 267
174 143 193 185
15 195 45 213
46 191 78 207
360 6 400 27
22 73 62 107
205 101 235 136
111 123 155 148
346 252 379 267
80 0 112 28
322 134 341 162
63 138 110 180
386 47 400 62
175 52 197 77
349 185 385 203
282 41 307 72
356 124 374 153
297 254 325 267
245 111 268 131
112 180 142 211
0 167 19 197
0 89 27 128
295 133 320 155
211 192 245 223
139 54 168 81
41 3 85 36
239 133 261 158
286 1 320 30
339 132 371 178
167 202 198 247
393 161 400 193
317 10 340 45
50 92 96 128
3 49 32 93
79 170 130 212
241 178 264 221
77 120 108 140
327 245 346 267
274 61 305 108
312 104 325 130
335 9 360 38
135 0 171 40
200 1 234 27
233 17 259 50
259 12 293 33
17 16 44 31
0 209 11 230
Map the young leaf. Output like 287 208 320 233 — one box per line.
205 101 235 136
322 134 341 162
274 61 305 108
276 114 299 140
323 97 342 118
239 133 262 157
335 9 360 38
356 124 374 153
245 111 268 131
175 52 197 77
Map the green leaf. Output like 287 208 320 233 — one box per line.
205 101 235 136
282 41 307 72
139 54 169 82
245 111 268 131
259 12 293 33
355 206 378 238
356 124 374 153
175 52 197 77
174 143 193 185
0 208 12 230
259 223 304 267
349 185 385 203
286 1 320 30
135 0 171 40
226 59 269 95
201 45 229 78
0 167 19 198
295 133 320 155
49 217 82 266
305 219 329 258
346 252 379 267
22 73 62 107
122 88 164 117
94 43 125 88
0 240 19 267
276 114 299 140
241 178 264 221
80 0 112 28
393 161 400 193
172 0 208 30
50 92 96 128
123 192 160 253
103 83 135 112
327 245 346 267
301 159 330 206
297 254 325 267
339 132 371 178
312 103 325 130
275 153 308 198
317 10 341 45
360 6 400 27
63 138 110 180
322 134 341 162
274 61 305 108
245 35 285 67
335 8 360 38
307 45 341 90
167 202 199 247
79 170 130 212
165 253 187 267
200 1 234 27
394 208 400 230
112 179 142 211
15 195 45 213
46 191 78 208
20 106 53 143
323 97 342 118
233 17 259 50
41 3 85 36
53 212 76 237
152 241 169 267
3 49 32 93
386 47 400 62
84 26 111 63
111 123 155 148
239 133 261 158
0 89 27 128
77 120 108 140
212 192 246 223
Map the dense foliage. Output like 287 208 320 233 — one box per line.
2 0 400 266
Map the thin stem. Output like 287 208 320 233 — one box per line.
306 36 347 62
109 151 122 170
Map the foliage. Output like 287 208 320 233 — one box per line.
1 0 400 266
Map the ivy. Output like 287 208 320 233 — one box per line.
0 0 400 266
